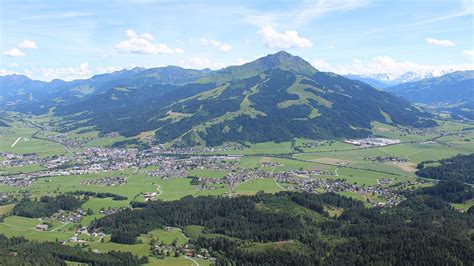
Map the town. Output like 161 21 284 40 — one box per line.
0 143 421 208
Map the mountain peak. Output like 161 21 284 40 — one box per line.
253 51 318 75
205 51 318 84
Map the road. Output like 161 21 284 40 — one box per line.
11 137 21 147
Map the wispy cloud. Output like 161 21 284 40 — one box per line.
240 0 371 27
462 50 474 59
22 11 93 20
426 37 456 47
201 38 232 52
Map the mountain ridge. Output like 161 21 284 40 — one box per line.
1 51 436 146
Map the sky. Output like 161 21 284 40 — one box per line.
1 0 473 81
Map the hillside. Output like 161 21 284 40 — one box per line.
0 67 206 114
386 71 474 120
386 71 474 107
345 71 436 89
89 190 474 265
2 52 436 146
345 74 392 89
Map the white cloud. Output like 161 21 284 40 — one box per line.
18 40 37 49
116 30 183 55
179 57 225 69
462 50 474 59
201 38 232 52
9 63 19 67
237 58 251 65
426 37 455 47
0 69 18 76
24 62 92 81
258 25 312 49
3 48 25 57
95 66 125 74
3 39 37 57
312 59 337 72
313 56 474 79
174 48 184 54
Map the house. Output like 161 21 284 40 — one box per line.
35 224 49 231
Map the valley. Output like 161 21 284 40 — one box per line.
0 109 473 265
2 1 473 264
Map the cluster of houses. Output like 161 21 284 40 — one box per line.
50 208 86 223
80 176 127 186
147 156 239 179
260 161 284 168
0 134 432 209
151 143 245 155
364 156 408 163
143 192 157 201
295 140 330 149
42 132 89 148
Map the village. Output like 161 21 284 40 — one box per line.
0 142 421 208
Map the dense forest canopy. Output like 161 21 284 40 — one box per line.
417 153 474 184
0 234 147 265
90 188 474 265
12 194 83 218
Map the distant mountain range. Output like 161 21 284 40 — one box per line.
0 51 436 146
345 72 437 89
385 70 474 120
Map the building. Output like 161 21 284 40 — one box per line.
35 224 49 231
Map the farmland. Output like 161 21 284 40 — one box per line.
0 113 473 265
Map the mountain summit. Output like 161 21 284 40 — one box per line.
1 52 436 146
249 51 318 75
201 51 318 84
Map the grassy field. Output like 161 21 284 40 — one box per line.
0 126 66 157
0 204 15 215
0 114 473 265
235 178 283 194
0 216 75 242
0 164 44 175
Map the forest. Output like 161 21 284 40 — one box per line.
12 194 83 218
417 153 474 184
0 234 147 265
90 188 474 265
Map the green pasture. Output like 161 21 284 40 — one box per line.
235 178 283 194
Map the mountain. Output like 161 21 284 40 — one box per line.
0 66 207 113
386 70 474 120
386 71 474 106
345 72 437 89
1 51 436 146
0 75 49 108
344 74 392 89
200 51 318 84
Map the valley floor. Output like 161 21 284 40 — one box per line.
0 113 473 265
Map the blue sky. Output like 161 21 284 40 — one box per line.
1 0 473 81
